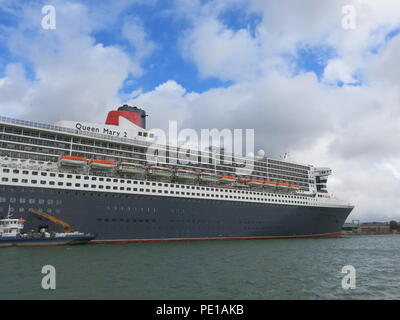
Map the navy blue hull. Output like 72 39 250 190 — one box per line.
0 186 353 241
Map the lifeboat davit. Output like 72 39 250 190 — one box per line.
90 159 116 169
175 168 197 181
59 156 87 167
117 162 146 174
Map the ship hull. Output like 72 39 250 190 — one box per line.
0 185 353 242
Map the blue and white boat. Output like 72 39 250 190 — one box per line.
0 206 95 247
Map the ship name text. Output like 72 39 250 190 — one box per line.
75 122 126 137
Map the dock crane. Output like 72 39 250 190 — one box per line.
29 209 71 233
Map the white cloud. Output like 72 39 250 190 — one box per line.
122 16 157 76
0 1 154 123
0 63 31 117
2 0 400 223
322 59 358 84
366 34 400 86
180 18 261 81
128 80 194 131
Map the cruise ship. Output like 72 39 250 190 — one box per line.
0 105 354 242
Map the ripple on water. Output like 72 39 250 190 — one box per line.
1 235 400 299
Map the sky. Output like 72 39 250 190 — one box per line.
0 0 400 222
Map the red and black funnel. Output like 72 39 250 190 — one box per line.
105 105 147 129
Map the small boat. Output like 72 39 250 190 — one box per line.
175 168 197 181
59 156 87 167
117 162 146 175
0 207 95 247
90 159 116 169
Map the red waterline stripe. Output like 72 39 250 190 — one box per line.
91 232 342 243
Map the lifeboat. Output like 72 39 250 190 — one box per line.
117 162 146 174
90 159 116 169
175 168 197 181
147 165 173 178
247 179 264 187
234 178 250 189
276 182 292 191
199 171 218 183
218 175 237 184
263 181 278 189
59 156 87 167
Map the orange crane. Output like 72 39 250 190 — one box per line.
30 209 71 233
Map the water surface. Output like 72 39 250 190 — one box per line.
1 235 399 299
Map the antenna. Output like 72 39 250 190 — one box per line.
283 152 293 162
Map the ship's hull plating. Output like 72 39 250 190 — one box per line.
0 186 353 242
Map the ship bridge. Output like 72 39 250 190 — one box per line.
313 167 331 194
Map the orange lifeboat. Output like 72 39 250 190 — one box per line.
90 159 116 169
59 156 87 167
219 176 237 184
277 182 290 188
247 179 264 187
263 181 277 187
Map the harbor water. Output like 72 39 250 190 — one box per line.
1 235 399 299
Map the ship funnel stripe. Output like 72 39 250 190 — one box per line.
105 110 143 128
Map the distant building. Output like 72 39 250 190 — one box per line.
360 222 392 234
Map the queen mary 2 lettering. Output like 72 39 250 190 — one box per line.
57 120 131 138
0 105 354 242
